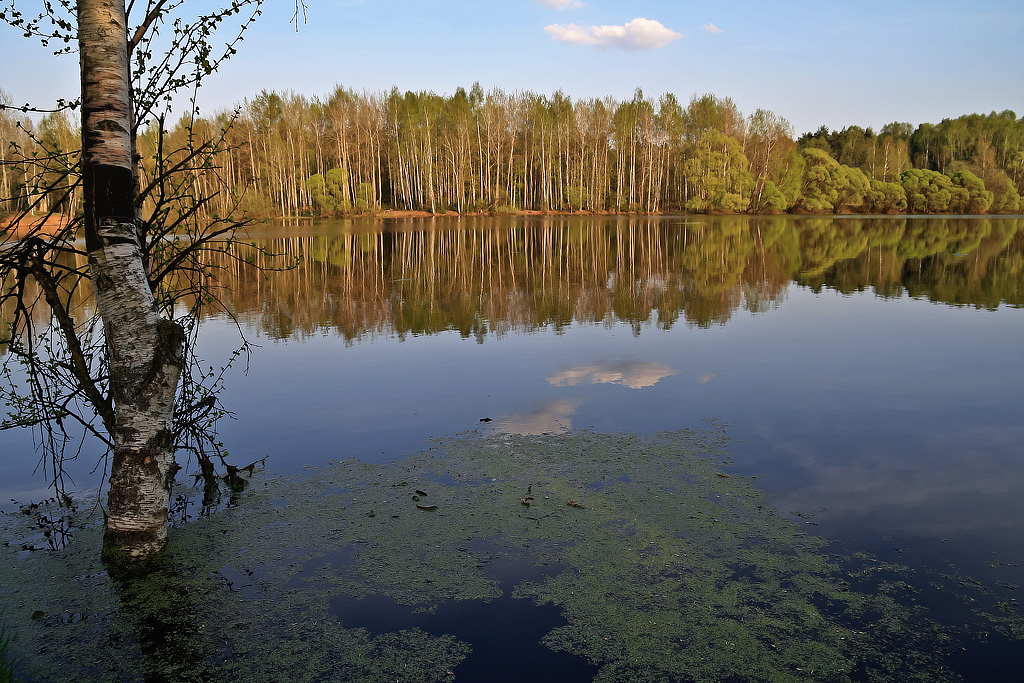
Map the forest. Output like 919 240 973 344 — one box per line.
2 84 1023 220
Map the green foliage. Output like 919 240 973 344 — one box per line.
776 149 806 208
683 131 754 213
985 170 1021 213
750 179 788 213
949 169 994 213
354 182 376 212
900 169 955 214
896 168 1003 215
249 90 284 132
797 123 914 184
834 165 871 212
863 179 909 213
565 184 589 211
308 167 351 215
797 125 832 152
790 148 849 213
233 184 277 218
683 93 744 142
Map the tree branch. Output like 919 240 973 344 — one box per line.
128 0 168 56
29 245 115 431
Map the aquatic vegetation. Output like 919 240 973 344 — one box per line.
1 427 1020 681
0 618 17 683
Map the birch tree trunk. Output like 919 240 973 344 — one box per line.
79 0 185 561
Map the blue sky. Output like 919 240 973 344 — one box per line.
2 0 1023 135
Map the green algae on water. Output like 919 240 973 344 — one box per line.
1 427 1021 682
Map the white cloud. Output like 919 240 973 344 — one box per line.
702 23 723 34
538 0 585 8
544 17 683 50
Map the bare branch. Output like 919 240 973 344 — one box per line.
292 0 306 30
28 248 115 430
127 0 169 55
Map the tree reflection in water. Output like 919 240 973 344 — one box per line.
198 215 1023 343
4 215 1019 347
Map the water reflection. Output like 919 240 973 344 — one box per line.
493 398 581 435
3 215 1020 351
768 422 1024 538
217 215 1023 343
547 361 677 389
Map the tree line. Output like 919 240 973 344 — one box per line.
3 85 1023 221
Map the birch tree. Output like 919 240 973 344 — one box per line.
1 0 303 560
74 0 187 560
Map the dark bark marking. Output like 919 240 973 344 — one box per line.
83 163 135 251
94 118 129 133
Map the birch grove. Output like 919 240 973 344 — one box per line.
129 89 1023 218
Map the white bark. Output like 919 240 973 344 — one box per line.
79 1 133 172
92 221 183 558
78 0 185 560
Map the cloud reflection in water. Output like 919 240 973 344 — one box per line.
493 399 582 436
547 361 678 389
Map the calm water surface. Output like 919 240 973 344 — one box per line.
2 214 1023 680
193 215 1024 559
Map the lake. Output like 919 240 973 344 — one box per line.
2 214 1023 682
